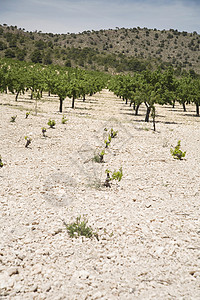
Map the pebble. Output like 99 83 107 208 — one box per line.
7 267 19 276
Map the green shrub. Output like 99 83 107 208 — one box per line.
93 149 105 163
104 167 123 187
64 216 98 239
25 136 32 148
0 155 3 167
112 167 123 181
10 115 17 122
48 119 56 128
104 169 112 187
170 140 186 160
104 135 111 148
42 127 47 137
61 115 67 124
25 112 30 119
110 128 118 138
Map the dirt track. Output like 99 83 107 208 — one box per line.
0 89 200 299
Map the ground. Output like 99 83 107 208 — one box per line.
0 89 200 299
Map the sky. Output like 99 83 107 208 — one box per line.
0 0 199 34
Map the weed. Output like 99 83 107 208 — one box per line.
93 149 105 163
112 167 123 181
10 115 17 123
0 155 3 167
110 128 118 138
42 127 47 137
170 140 186 160
62 115 67 124
104 167 123 187
105 135 111 148
25 136 32 148
104 169 111 187
48 119 56 128
25 112 30 119
64 216 98 240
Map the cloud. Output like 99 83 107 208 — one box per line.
0 0 199 33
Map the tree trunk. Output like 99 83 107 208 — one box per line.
153 118 156 131
15 91 20 101
125 98 128 104
72 96 75 109
172 100 175 108
145 106 151 122
48 90 51 97
83 94 85 102
196 103 199 116
182 102 186 112
59 98 63 113
30 89 34 100
135 103 140 115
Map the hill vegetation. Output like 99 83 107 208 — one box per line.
0 24 200 74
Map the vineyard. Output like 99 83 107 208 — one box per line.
0 58 200 299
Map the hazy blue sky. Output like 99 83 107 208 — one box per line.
0 0 199 34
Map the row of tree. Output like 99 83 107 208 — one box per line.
108 67 200 129
0 58 109 111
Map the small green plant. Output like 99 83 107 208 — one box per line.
112 167 123 181
0 155 3 167
104 169 112 187
42 127 47 137
25 112 30 119
25 136 32 148
104 135 111 148
170 140 186 160
110 128 118 138
10 115 17 122
48 119 56 128
104 167 123 187
61 115 67 124
64 216 98 239
93 149 105 163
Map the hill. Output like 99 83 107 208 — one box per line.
0 24 200 74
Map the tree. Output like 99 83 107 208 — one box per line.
31 49 42 63
5 49 15 58
7 64 28 101
52 72 69 112
176 75 192 112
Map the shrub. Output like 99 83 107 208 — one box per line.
10 115 17 122
48 119 56 128
61 115 67 124
104 167 123 187
104 134 111 148
112 167 123 181
42 127 47 137
110 128 118 138
25 112 30 119
64 216 98 239
25 136 32 148
93 149 105 163
104 169 112 187
0 155 3 167
170 140 186 160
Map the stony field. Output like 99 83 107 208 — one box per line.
0 89 200 299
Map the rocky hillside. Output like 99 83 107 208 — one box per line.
0 24 200 73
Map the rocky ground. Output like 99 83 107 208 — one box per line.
0 89 200 299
